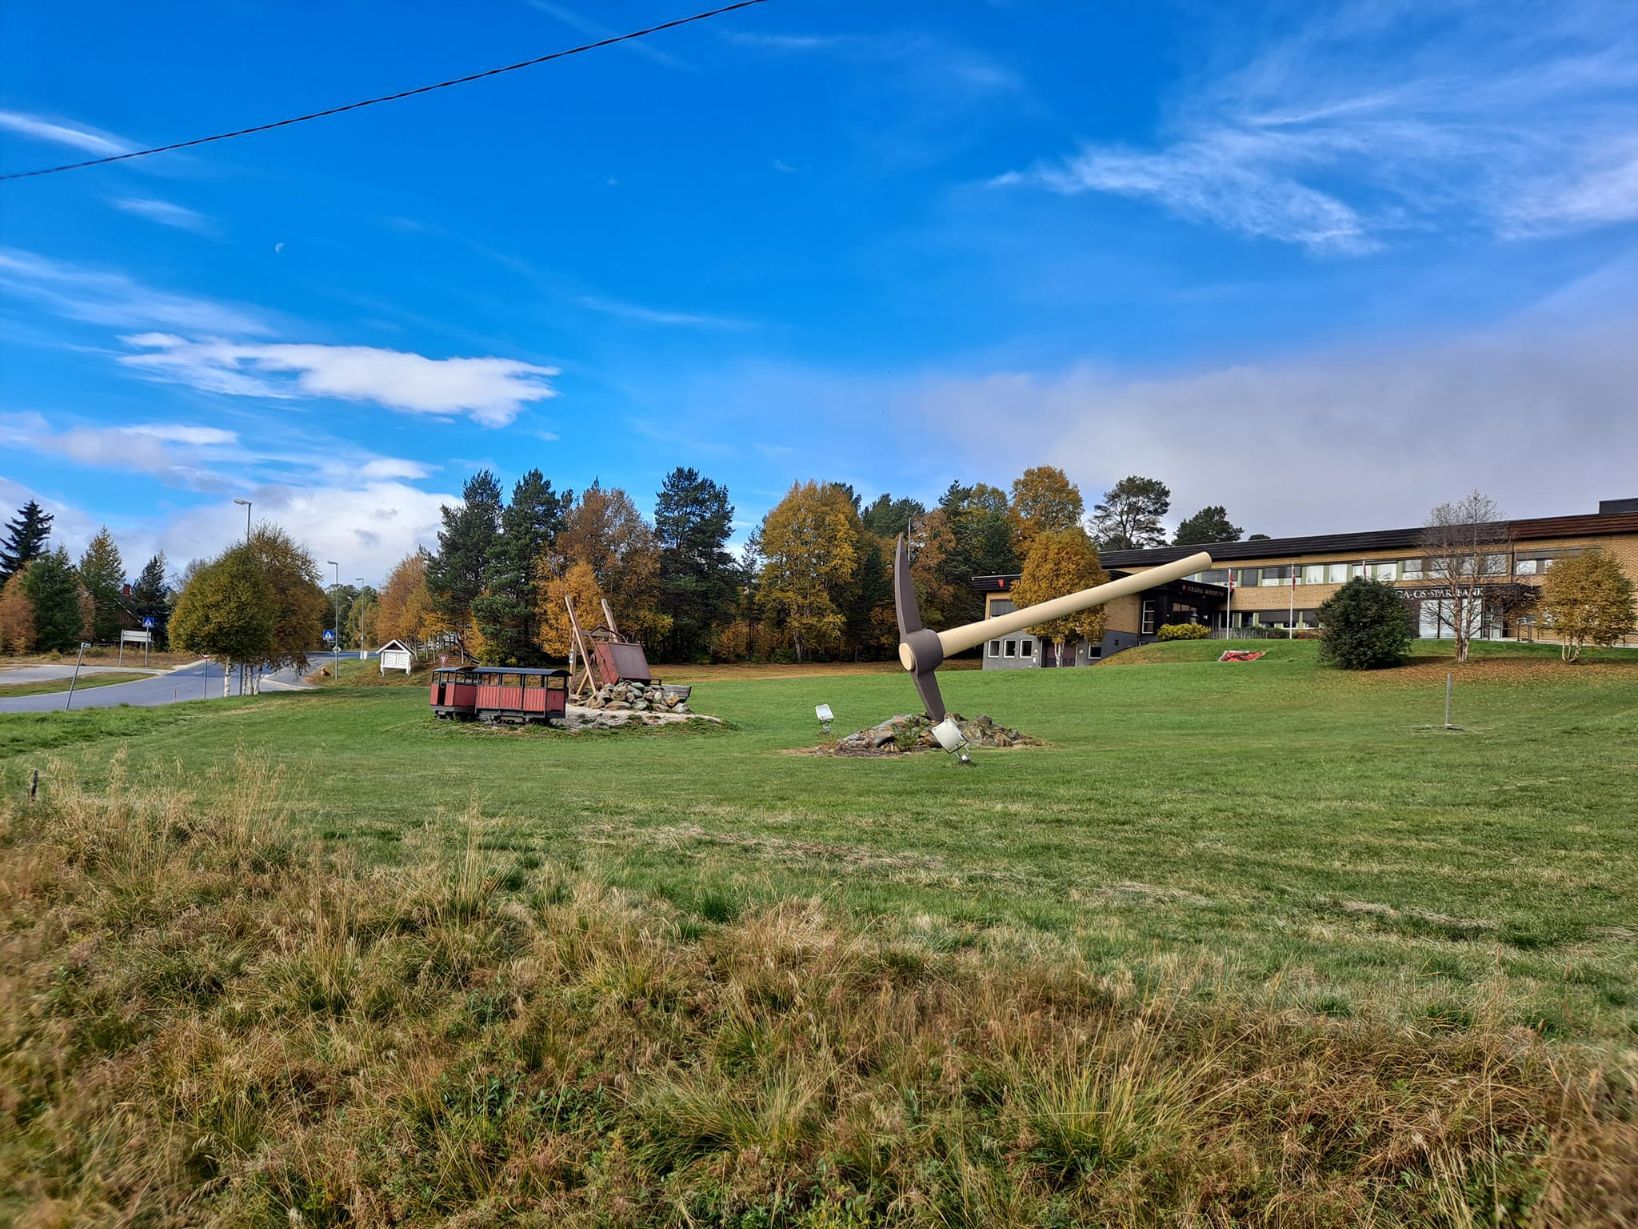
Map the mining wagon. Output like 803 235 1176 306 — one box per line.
430 665 568 725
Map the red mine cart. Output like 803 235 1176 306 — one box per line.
430 666 568 725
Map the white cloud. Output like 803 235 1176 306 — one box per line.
0 248 271 336
0 109 132 156
357 457 433 481
162 481 456 582
112 197 216 233
999 5 1638 251
2 413 241 492
916 317 1638 535
118 335 560 427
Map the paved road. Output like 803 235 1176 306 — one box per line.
0 664 164 686
0 659 311 713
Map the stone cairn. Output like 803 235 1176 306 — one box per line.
581 680 691 714
829 712 1034 757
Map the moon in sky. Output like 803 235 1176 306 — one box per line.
273 242 285 254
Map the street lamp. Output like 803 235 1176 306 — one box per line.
232 498 252 542
355 577 365 658
327 560 340 682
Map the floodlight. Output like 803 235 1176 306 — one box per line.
931 716 973 765
815 704 833 723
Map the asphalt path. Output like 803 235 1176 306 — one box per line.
0 659 313 713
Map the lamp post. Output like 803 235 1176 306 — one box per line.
230 498 253 695
356 577 366 658
232 498 252 542
327 560 340 683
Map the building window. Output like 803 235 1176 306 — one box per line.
1402 558 1425 580
1198 568 1229 584
1140 601 1156 635
989 598 1015 618
988 640 1000 657
1004 640 1017 657
1260 566 1290 587
1234 568 1259 589
1020 639 1034 656
1373 561 1398 581
1302 564 1325 584
1327 562 1348 583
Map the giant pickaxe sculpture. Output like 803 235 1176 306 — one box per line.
894 535 1214 721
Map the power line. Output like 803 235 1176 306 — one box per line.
0 0 770 182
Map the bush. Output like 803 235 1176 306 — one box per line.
1317 577 1412 669
1156 622 1209 641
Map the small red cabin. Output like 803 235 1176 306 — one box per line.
431 666 568 725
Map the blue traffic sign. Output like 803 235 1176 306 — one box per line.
322 629 335 642
142 616 155 630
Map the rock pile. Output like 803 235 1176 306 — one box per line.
582 680 691 714
829 712 1035 757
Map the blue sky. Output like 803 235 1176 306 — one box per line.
3 0 1636 581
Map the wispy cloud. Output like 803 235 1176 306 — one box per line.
0 109 132 156
0 248 271 335
998 4 1638 252
526 1 684 68
0 411 241 491
112 197 217 234
119 334 560 427
576 294 752 331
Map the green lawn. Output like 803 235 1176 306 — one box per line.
0 670 152 698
4 640 1635 1045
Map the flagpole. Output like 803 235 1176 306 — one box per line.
1289 568 1296 638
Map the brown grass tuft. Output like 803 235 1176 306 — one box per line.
1 755 1633 1227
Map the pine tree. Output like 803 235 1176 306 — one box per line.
1090 476 1171 551
78 527 127 643
1173 506 1243 546
859 493 925 537
427 470 503 648
654 467 736 661
129 554 172 647
473 469 571 664
0 500 53 583
21 547 85 652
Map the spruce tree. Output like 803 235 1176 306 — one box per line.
129 554 173 646
21 547 84 652
427 470 503 648
78 527 127 642
1173 506 1243 546
0 500 53 583
473 469 570 664
654 467 735 660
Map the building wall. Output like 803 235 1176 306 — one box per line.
1112 532 1638 640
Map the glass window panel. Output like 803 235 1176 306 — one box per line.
1514 558 1538 575
1004 640 1017 657
1327 562 1348 583
988 640 1000 657
1020 640 1033 656
1302 564 1325 584
1373 562 1398 581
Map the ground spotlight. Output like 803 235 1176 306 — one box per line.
816 703 834 736
930 716 972 766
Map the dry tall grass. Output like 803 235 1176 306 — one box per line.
2 754 1632 1227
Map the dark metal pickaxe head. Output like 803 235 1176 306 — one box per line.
894 534 948 721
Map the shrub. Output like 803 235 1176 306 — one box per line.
1156 622 1209 641
1317 577 1412 669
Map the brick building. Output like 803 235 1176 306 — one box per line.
972 498 1638 667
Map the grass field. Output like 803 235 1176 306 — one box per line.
4 640 1634 1044
0 670 152 698
4 639 1636 1226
